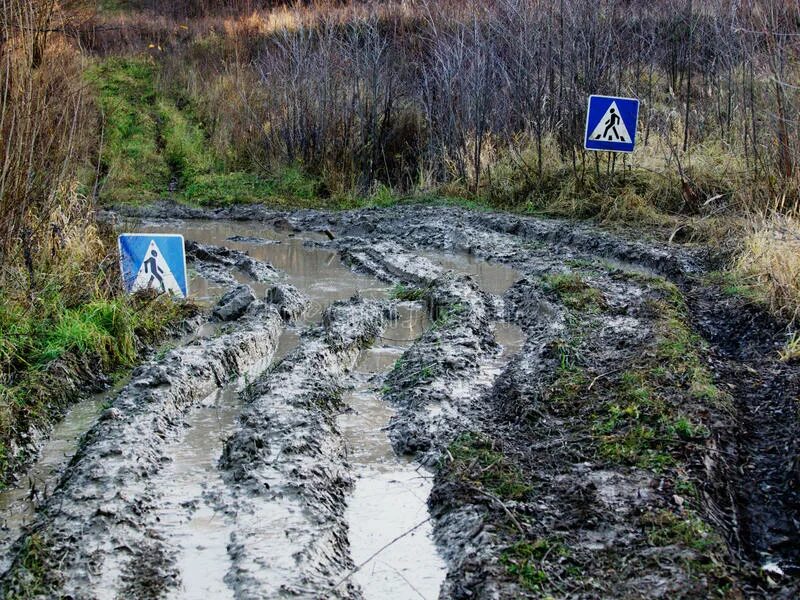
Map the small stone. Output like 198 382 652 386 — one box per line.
213 285 256 321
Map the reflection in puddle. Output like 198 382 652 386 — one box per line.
160 383 243 600
140 220 389 314
420 250 521 294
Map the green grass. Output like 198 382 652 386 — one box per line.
545 363 589 410
36 300 138 365
182 167 322 207
544 273 608 312
390 283 425 301
157 99 216 183
642 509 725 554
86 57 170 203
779 332 800 363
447 432 531 501
0 289 192 483
88 57 324 207
2 533 53 598
593 296 718 471
430 302 465 330
704 270 765 303
500 538 570 591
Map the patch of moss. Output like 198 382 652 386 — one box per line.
447 432 531 501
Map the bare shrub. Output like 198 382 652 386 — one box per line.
0 0 96 277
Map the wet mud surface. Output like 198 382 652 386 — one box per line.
1 203 798 599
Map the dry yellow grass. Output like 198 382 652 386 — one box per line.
734 213 800 323
779 332 800 362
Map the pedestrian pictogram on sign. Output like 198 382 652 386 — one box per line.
118 234 188 298
584 95 640 153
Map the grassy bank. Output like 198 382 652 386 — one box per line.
0 223 197 482
88 56 326 207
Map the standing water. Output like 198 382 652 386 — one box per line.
337 304 445 599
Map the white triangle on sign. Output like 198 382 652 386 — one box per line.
589 101 631 143
132 240 184 298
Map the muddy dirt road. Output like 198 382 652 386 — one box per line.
1 204 797 599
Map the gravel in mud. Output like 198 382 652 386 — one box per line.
2 203 798 600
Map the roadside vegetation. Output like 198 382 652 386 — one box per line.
537 268 738 591
0 2 195 483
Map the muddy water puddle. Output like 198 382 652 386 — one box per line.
419 250 521 294
151 347 287 600
140 219 388 314
0 384 123 573
338 304 446 599
140 218 521 302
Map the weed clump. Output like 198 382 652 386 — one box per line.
500 539 554 590
733 214 800 323
447 432 531 501
642 509 726 555
389 283 424 302
544 273 608 312
1 533 59 597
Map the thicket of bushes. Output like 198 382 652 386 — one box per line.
79 0 799 218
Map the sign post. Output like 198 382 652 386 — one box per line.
118 233 188 298
584 95 640 153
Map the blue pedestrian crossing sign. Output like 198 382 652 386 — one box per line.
118 233 188 298
584 95 640 153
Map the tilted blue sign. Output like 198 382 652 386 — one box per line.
584 95 640 153
118 233 188 298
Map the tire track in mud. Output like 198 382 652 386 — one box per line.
338 239 543 597
0 291 290 599
337 302 446 598
126 285 310 600
216 297 388 599
340 241 509 460
688 288 800 576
